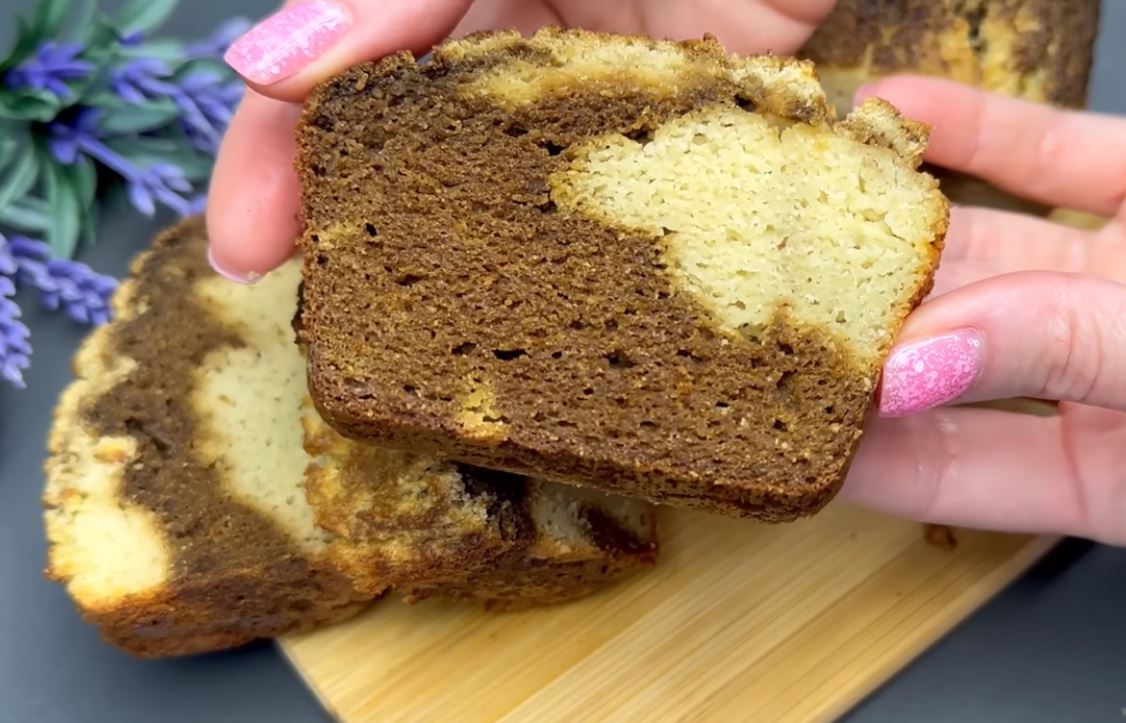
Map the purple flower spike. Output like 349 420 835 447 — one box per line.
4 235 117 332
4 41 94 99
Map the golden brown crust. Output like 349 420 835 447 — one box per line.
296 29 946 521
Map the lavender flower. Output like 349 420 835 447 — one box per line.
49 108 195 217
0 276 32 389
110 57 243 154
5 236 117 325
3 41 94 98
0 241 32 389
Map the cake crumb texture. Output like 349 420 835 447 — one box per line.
296 28 947 521
44 216 658 657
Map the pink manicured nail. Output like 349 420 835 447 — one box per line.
879 330 985 417
207 246 262 285
223 0 351 85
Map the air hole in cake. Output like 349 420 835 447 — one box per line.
403 384 417 395
735 95 755 111
824 405 835 415
537 199 557 213
311 114 333 132
640 421 657 429
364 223 378 236
773 419 789 432
316 254 328 267
715 401 729 409
451 342 476 355
569 319 585 330
396 273 423 286
604 351 635 369
778 341 795 356
624 127 654 145
503 123 528 138
537 140 565 156
311 164 325 177
551 351 563 359
776 370 795 391
493 348 528 361
582 387 594 395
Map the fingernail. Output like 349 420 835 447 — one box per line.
208 246 262 285
224 0 352 85
880 329 985 417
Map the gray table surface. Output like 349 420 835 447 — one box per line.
2 2 1125 721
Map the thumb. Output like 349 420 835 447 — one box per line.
223 0 475 103
877 271 1126 416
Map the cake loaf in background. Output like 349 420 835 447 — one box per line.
800 0 1103 215
43 217 657 658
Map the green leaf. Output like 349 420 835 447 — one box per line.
67 0 97 42
0 196 49 232
0 144 40 210
0 89 63 122
70 153 98 208
0 17 42 73
114 0 177 35
43 161 82 258
107 136 215 182
0 138 18 171
79 199 99 249
173 57 229 80
76 14 118 49
123 38 187 63
98 97 181 134
32 0 71 42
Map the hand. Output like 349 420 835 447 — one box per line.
841 77 1126 546
205 0 837 281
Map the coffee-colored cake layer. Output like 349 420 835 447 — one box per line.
800 0 1102 213
44 217 657 658
296 28 947 521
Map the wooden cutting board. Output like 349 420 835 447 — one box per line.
280 502 1056 722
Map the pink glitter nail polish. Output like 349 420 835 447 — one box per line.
223 0 351 85
879 330 985 417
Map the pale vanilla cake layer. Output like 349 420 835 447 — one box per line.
44 217 657 657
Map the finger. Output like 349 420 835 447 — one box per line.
878 272 1126 417
856 76 1126 218
223 0 475 103
842 407 1126 545
944 206 1126 284
206 90 303 281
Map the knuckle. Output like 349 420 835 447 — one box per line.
1039 278 1103 404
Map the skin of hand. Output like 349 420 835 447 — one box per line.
207 2 1126 546
843 77 1126 546
205 0 837 280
